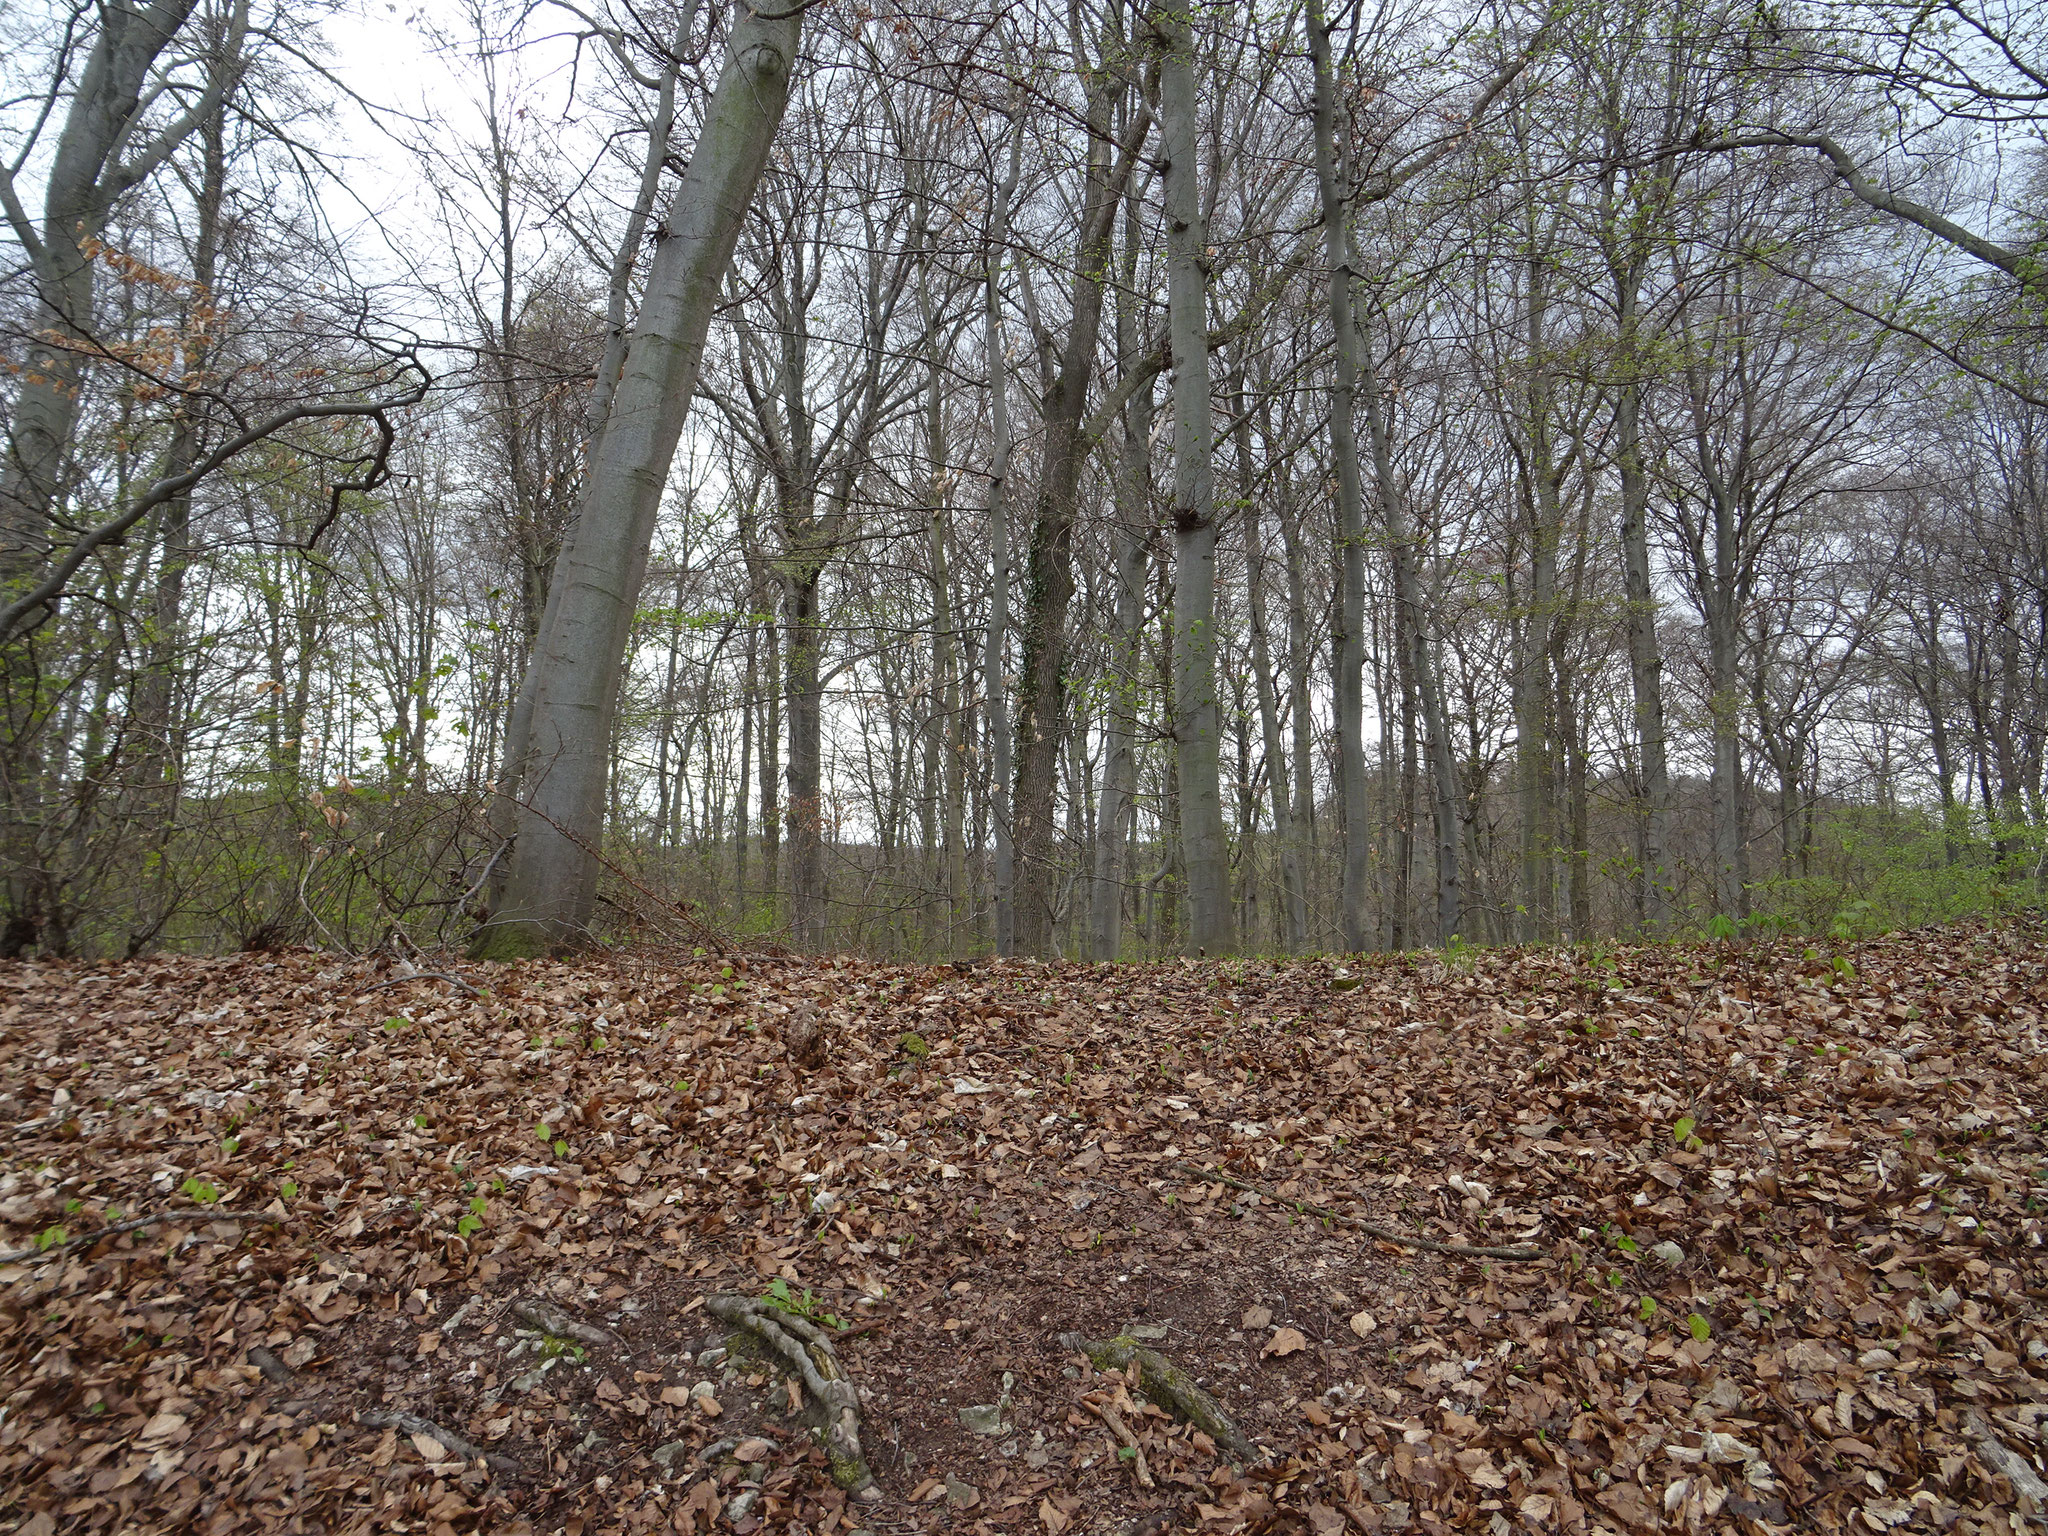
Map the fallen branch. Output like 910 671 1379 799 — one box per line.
511 1296 616 1348
361 1409 516 1476
707 1293 881 1501
1168 1162 1546 1261
1081 1392 1154 1488
1061 1332 1254 1463
361 969 482 999
1966 1409 2048 1504
0 1208 284 1265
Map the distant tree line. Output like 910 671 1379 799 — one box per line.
3 0 2046 960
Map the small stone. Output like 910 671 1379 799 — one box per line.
945 1476 980 1508
1649 1241 1685 1266
649 1440 692 1471
958 1404 1007 1436
725 1488 761 1522
698 1346 728 1367
1129 1323 1169 1340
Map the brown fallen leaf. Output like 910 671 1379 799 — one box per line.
1349 1310 1377 1337
1264 1326 1307 1357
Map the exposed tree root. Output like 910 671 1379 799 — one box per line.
1169 1161 1547 1261
707 1293 881 1502
511 1296 616 1348
1061 1332 1255 1463
361 1409 517 1476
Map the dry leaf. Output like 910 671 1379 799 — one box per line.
1263 1326 1307 1357
1349 1310 1377 1337
1242 1305 1274 1330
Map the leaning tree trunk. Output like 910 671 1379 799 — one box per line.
1154 5 1232 957
477 2 802 957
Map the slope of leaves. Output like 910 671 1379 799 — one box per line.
1 923 2045 1536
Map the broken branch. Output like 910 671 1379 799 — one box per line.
0 1208 284 1266
1168 1161 1547 1261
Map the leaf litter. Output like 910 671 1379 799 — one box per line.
0 924 2045 1534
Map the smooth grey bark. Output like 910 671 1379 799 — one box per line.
1272 452 1318 939
478 2 801 956
1233 394 1305 951
982 114 1022 956
1595 125 1675 927
133 39 233 803
923 345 967 949
1090 173 1153 965
1153 5 1231 956
0 0 244 583
1358 324 1461 945
1011 47 1152 957
1305 0 1373 954
488 12 692 905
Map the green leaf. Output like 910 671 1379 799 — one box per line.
1639 1295 1657 1322
220 1137 239 1156
279 1180 299 1201
34 1225 67 1252
1688 1313 1711 1342
1616 1234 1639 1255
469 1196 488 1216
552 1139 568 1157
413 1114 427 1128
536 1122 553 1142
457 1214 482 1237
180 1177 220 1206
1672 1117 1697 1144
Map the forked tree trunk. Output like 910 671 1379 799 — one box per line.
477 3 801 957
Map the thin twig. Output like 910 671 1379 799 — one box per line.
0 1208 284 1265
360 970 481 999
1168 1162 1546 1261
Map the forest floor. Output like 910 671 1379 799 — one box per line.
1 926 2046 1536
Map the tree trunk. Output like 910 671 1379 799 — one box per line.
1306 0 1373 954
1012 65 1149 957
1090 318 1153 961
1235 406 1306 951
982 116 1023 955
478 3 801 956
1154 5 1232 957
